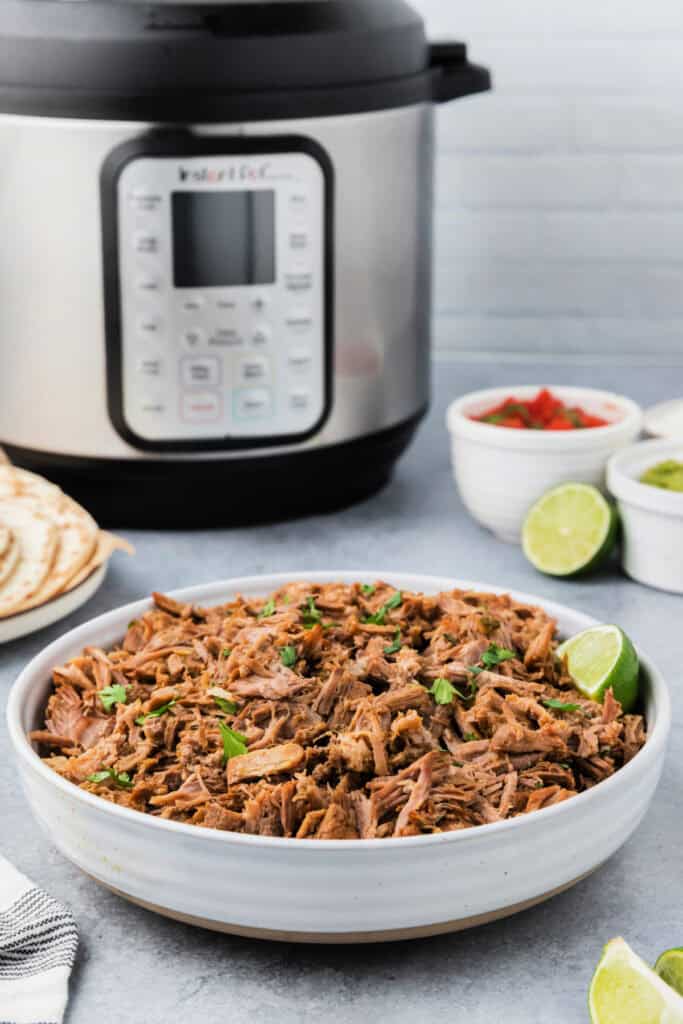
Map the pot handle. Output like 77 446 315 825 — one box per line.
429 42 492 104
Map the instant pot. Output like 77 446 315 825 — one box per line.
0 0 490 526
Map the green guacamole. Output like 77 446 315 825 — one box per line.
640 459 683 492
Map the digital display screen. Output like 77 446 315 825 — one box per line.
171 190 276 288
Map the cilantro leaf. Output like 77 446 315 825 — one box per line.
135 699 177 726
383 629 402 656
301 596 323 629
219 721 248 764
87 768 132 789
543 698 582 713
429 677 456 705
258 598 276 619
99 684 128 713
221 647 232 659
280 645 297 668
361 584 376 596
214 695 238 714
362 591 402 625
480 644 517 669
463 732 478 742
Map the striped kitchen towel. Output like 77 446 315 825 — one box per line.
0 854 77 1024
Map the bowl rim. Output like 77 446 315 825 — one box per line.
608 438 683 516
7 571 670 852
446 385 643 450
643 397 683 440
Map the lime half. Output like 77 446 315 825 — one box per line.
656 950 683 996
590 938 683 1024
522 482 618 577
556 624 639 711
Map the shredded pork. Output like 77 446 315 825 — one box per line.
32 583 647 839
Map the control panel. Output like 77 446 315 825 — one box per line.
102 136 332 450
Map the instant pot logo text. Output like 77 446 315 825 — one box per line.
178 163 272 184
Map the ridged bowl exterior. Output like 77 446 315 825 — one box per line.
7 573 670 942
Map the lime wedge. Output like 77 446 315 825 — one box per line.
656 950 683 996
556 624 639 712
590 938 683 1024
522 482 618 577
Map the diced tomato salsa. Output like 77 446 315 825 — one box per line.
470 388 609 430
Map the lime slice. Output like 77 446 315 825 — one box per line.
590 938 683 1024
556 624 639 712
656 950 683 996
522 482 618 577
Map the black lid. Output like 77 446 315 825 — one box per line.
0 0 491 121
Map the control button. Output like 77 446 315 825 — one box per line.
285 272 313 294
251 325 271 347
136 273 163 295
289 192 309 217
250 294 269 315
181 356 221 390
209 327 243 348
133 232 160 255
181 392 221 423
139 399 167 416
137 357 164 378
236 388 272 418
181 327 205 351
216 297 238 313
288 348 312 371
289 390 312 410
238 355 270 384
180 294 205 314
136 313 164 340
129 188 163 214
285 308 313 334
289 231 310 252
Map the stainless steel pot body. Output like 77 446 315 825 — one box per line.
0 104 433 461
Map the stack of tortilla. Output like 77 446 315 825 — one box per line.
0 466 133 620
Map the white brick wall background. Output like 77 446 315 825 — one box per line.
413 0 683 363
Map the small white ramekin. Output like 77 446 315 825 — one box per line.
446 386 643 544
608 439 683 593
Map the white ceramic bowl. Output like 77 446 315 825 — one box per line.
7 572 669 944
608 440 683 593
446 386 643 544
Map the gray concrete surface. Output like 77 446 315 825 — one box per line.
1 362 681 1023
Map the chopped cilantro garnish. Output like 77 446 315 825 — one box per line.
135 699 177 726
463 732 478 742
361 584 376 596
543 699 582 713
214 695 238 715
87 768 132 789
429 677 456 705
219 721 248 764
98 684 128 713
258 598 276 619
221 647 232 659
383 629 402 656
280 645 297 667
362 590 402 625
301 596 323 629
480 644 517 669
127 620 138 629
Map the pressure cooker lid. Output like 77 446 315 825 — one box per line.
0 0 490 121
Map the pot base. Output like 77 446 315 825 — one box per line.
96 868 596 944
3 411 425 528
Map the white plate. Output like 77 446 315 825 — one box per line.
0 563 107 644
6 572 670 943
